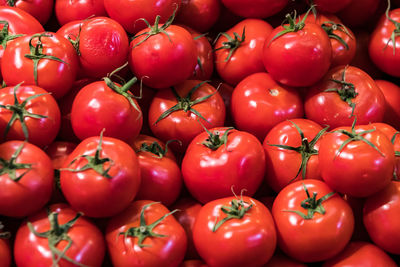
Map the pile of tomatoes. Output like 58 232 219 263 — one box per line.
0 0 400 266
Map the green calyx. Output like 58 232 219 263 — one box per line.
6 0 15 6
24 33 68 85
214 27 245 62
154 80 216 125
321 20 353 50
119 202 178 248
0 141 31 182
131 5 178 48
28 210 87 267
212 197 253 232
284 183 335 220
138 139 181 158
325 66 358 117
384 0 400 55
0 222 11 239
268 120 328 182
66 24 82 56
0 83 48 141
391 132 400 180
201 125 234 151
0 20 23 50
61 130 114 179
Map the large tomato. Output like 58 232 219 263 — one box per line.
14 203 105 267
272 179 354 262
55 0 106 26
220 0 288 18
0 223 10 267
0 0 53 25
176 0 220 33
375 80 400 130
106 200 187 267
193 196 276 267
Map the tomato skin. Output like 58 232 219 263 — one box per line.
176 0 220 33
193 196 276 267
305 66 386 130
231 72 303 141
129 24 197 89
45 141 77 170
318 125 395 197
0 0 53 25
0 6 43 34
338 0 380 29
272 180 354 263
312 0 352 13
60 136 141 218
221 0 288 18
0 85 61 147
363 181 400 255
106 200 187 267
264 252 307 267
375 80 400 130
182 128 265 204
14 203 105 267
0 236 10 267
323 241 398 267
214 19 273 86
55 0 107 26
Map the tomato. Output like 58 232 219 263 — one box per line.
104 0 181 34
193 196 276 267
129 12 197 89
375 80 400 130
305 65 386 130
0 0 53 25
220 0 288 18
60 134 141 218
55 0 106 26
231 72 303 141
311 0 352 13
71 77 143 142
182 127 265 203
106 200 187 267
263 10 332 87
263 119 326 193
363 180 400 255
272 179 354 262
338 0 381 29
130 135 182 206
0 141 53 217
0 222 11 267
214 19 273 86
14 203 105 267
148 80 225 154
2 32 79 99
318 122 395 197
176 0 220 33
264 252 307 267
0 84 61 147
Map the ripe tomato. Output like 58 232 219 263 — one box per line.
0 84 60 147
272 179 354 262
214 19 273 85
375 80 400 130
363 181 400 255
176 0 220 33
55 0 106 26
338 0 381 29
311 0 352 13
60 134 141 218
14 203 105 267
305 65 386 130
0 0 53 25
106 200 187 267
193 196 276 267
220 0 288 18
0 224 10 267
182 127 265 203
231 72 303 141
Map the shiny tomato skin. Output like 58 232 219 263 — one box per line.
0 0 53 25
221 0 288 18
70 80 143 142
106 200 187 267
0 85 61 147
0 6 43 33
0 236 10 267
323 241 398 267
55 0 107 26
318 125 395 197
193 196 276 267
176 0 220 33
231 72 304 141
214 19 273 86
375 80 400 130
14 204 105 267
182 128 265 204
263 22 332 87
60 136 141 218
363 181 400 255
129 24 197 89
263 119 324 193
272 179 354 263
305 66 386 130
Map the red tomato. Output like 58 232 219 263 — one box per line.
0 84 61 147
2 32 79 99
0 141 53 217
176 0 220 33
338 0 381 29
363 181 400 255
148 80 225 154
193 196 276 267
0 0 53 25
221 0 288 18
214 19 273 85
375 80 400 130
14 203 105 267
263 119 326 193
305 65 386 130
45 141 77 170
272 179 354 262
106 200 187 267
60 134 141 218
231 72 304 141
0 226 10 267
182 127 265 203
130 135 182 206
55 0 106 26
318 123 395 197
312 0 352 13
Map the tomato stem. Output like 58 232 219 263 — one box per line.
212 197 253 232
321 21 353 50
384 0 400 55
0 222 11 239
137 139 181 158
0 21 24 50
6 0 15 6
200 124 234 151
214 27 245 62
0 141 32 182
